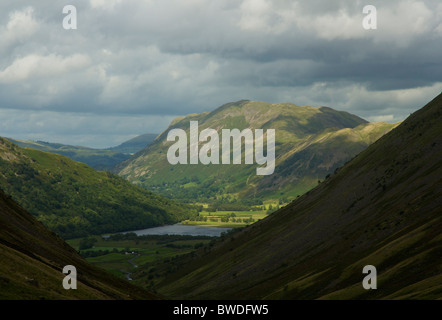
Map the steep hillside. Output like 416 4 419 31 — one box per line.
155 94 442 299
0 188 160 300
116 100 397 202
0 138 195 239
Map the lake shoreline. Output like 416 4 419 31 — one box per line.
117 223 233 237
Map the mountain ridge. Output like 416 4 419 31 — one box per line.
6 133 157 171
116 100 397 202
107 133 157 154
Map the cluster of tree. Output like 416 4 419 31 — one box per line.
189 214 256 224
193 216 208 222
105 232 214 243
149 176 220 202
80 247 134 258
79 237 97 250
220 216 256 223
266 204 281 214
207 203 250 212
148 176 268 206
165 243 194 249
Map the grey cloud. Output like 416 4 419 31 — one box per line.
0 0 441 147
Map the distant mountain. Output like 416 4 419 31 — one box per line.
0 138 195 239
7 133 157 171
116 100 397 202
155 93 442 299
0 188 160 300
107 133 158 154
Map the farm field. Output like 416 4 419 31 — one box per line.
182 200 286 227
66 233 213 282
183 210 268 227
65 201 287 288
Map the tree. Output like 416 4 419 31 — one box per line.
79 237 97 250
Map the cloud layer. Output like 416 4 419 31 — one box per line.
0 0 441 147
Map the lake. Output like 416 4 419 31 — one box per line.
122 224 232 237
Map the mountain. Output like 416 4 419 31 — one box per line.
0 187 160 299
154 93 442 299
107 133 158 154
0 138 195 239
116 100 397 203
6 134 157 171
6 138 130 171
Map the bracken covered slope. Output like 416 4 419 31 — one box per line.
0 188 161 300
157 93 442 300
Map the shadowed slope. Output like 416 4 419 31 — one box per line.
157 93 442 300
0 188 161 300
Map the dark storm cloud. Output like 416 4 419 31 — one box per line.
0 0 441 147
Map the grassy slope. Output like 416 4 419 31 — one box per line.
0 188 160 300
117 100 396 202
0 138 194 239
156 94 442 300
249 121 399 199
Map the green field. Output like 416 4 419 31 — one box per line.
66 234 213 282
184 211 267 227
182 200 286 227
62 199 285 285
64 200 287 288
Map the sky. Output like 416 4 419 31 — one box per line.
0 0 441 148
